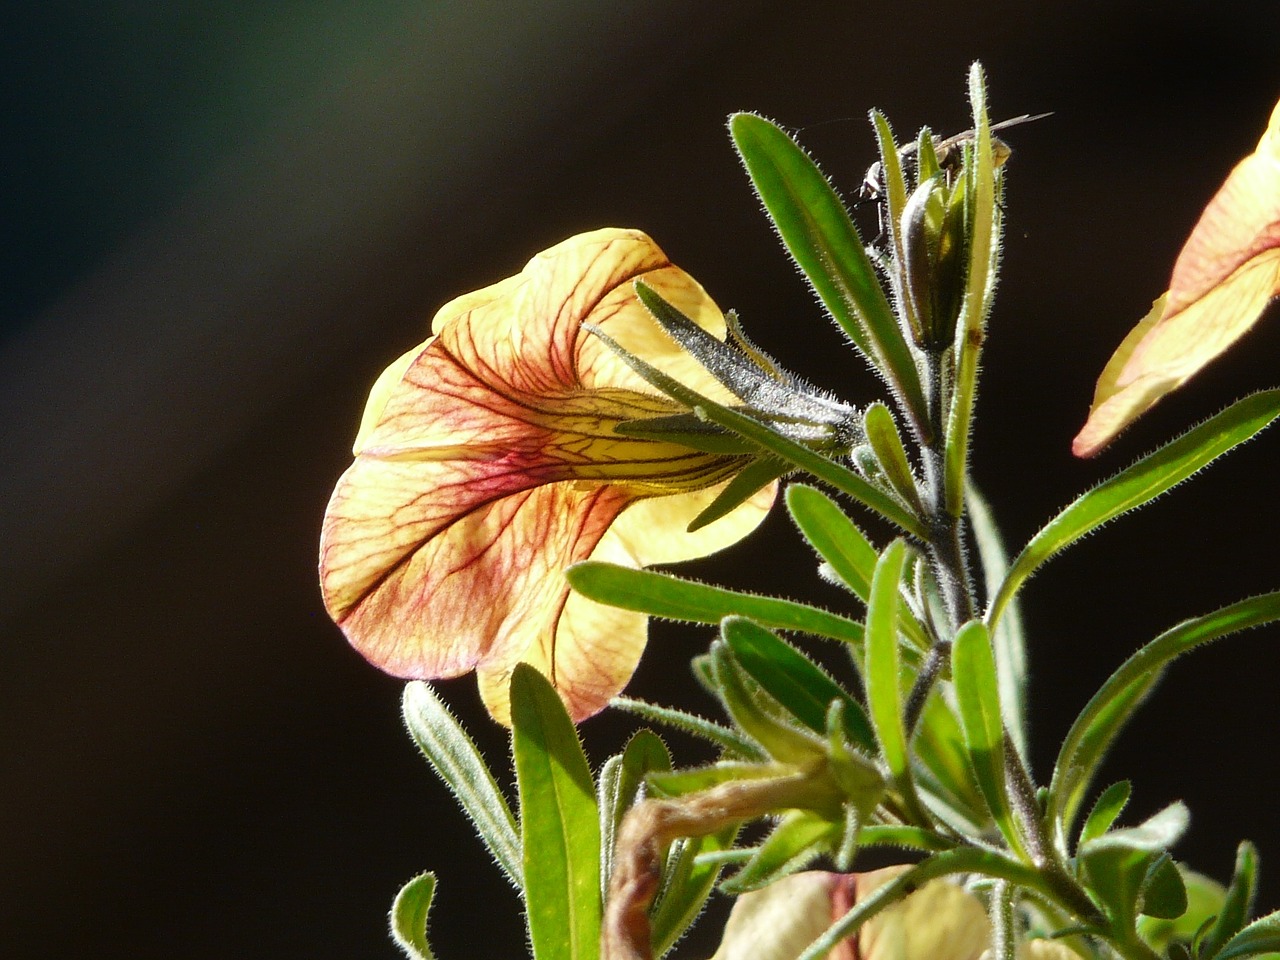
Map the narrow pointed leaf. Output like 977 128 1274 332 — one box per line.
730 112 927 424
951 621 1024 855
1079 781 1132 849
967 485 1028 758
863 402 924 512
650 826 739 956
944 63 1000 517
510 665 601 960
689 456 791 531
722 616 875 751
1081 802 1190 855
1051 592 1280 834
864 541 926 821
610 697 767 761
402 682 521 887
988 390 1280 630
390 872 438 960
718 811 838 894
599 731 671 889
1215 912 1280 960
785 483 930 650
567 561 865 645
1202 842 1260 960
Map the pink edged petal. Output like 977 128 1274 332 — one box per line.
1165 98 1280 316
476 479 778 724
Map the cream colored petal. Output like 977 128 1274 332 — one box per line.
710 872 858 960
351 337 433 455
857 875 990 960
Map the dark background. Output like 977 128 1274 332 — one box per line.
3 2 1278 957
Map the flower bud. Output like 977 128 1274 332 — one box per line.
900 174 968 351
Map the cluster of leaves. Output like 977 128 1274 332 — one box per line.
389 65 1280 960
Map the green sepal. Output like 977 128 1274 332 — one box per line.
721 615 875 752
390 872 438 960
824 700 887 817
613 412 759 454
567 561 864 646
718 810 839 894
729 112 928 428
510 665 601 960
862 402 925 513
687 456 790 532
988 389 1280 631
912 690 991 830
1137 867 1226 952
401 682 521 888
1201 842 1260 960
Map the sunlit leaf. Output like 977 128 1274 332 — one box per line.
989 391 1280 630
510 665 601 960
390 872 438 960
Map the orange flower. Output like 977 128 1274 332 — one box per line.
1074 97 1280 457
319 229 776 723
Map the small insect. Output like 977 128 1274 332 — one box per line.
859 112 1052 202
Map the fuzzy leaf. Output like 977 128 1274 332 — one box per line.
989 390 1280 630
567 561 864 646
402 682 521 887
729 112 927 423
390 872 438 960
511 665 601 960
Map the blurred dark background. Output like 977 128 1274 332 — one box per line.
3 2 1278 957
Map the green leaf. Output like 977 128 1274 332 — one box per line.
1140 855 1188 921
1080 842 1154 932
966 485 1028 758
566 562 864 646
401 682 521 888
718 810 838 894
390 872 438 960
729 112 927 425
709 634 826 765
599 731 671 891
1079 780 1132 849
647 762 786 799
860 824 956 852
863 402 924 513
1202 842 1260 960
785 484 930 652
912 691 990 829
609 697 766 761
1137 867 1226 951
1081 802 1190 855
988 390 1280 630
650 826 738 956
864 541 926 822
688 456 790 531
943 63 1000 518
871 110 921 343
510 665 601 960
951 620 1023 855
721 616 875 751
1212 910 1280 960
1051 592 1280 835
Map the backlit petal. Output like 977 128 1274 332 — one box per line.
320 228 774 722
1074 99 1280 456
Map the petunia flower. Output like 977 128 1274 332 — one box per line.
320 228 837 724
709 867 1091 960
1074 97 1280 457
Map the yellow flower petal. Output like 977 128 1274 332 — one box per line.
1074 98 1280 456
320 228 774 723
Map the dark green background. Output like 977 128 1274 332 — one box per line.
3 2 1278 957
